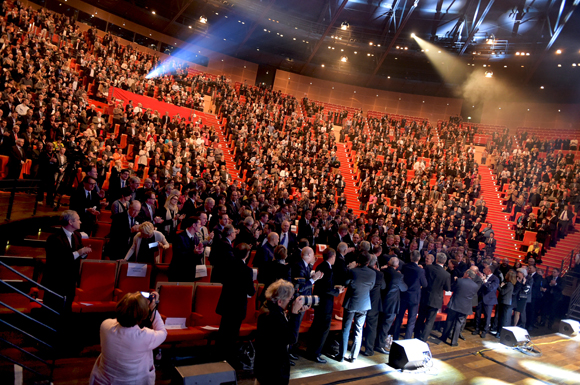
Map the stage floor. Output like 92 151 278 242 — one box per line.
287 333 580 385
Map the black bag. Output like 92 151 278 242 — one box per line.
238 341 255 371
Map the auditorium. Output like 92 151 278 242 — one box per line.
1 0 580 384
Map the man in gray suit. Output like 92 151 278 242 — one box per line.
334 252 376 362
438 269 480 346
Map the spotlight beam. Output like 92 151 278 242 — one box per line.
300 0 349 74
367 0 421 85
236 0 278 54
459 0 495 55
161 0 196 33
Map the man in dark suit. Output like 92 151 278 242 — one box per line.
253 232 279 268
375 256 407 354
279 220 298 259
362 256 386 356
42 210 92 312
335 252 376 362
179 189 199 218
216 243 256 366
526 265 543 330
297 210 313 241
208 224 236 283
415 252 452 341
69 176 101 236
542 267 563 328
289 247 323 358
7 137 26 179
472 263 499 337
392 250 428 340
108 168 130 205
557 204 574 238
258 244 291 291
306 248 345 363
168 216 205 282
328 224 353 251
107 200 141 260
334 242 353 287
438 269 480 346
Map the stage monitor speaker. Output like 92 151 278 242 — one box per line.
388 338 431 370
175 362 237 385
500 326 530 347
559 319 580 336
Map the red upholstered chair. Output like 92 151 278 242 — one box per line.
0 155 9 179
191 284 222 328
153 245 172 286
157 285 206 343
85 238 105 260
119 134 128 149
71 261 118 313
239 290 259 336
98 210 113 224
115 262 152 299
197 266 213 283
93 223 111 239
522 231 537 249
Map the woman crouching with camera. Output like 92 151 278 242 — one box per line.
90 292 167 385
254 279 310 385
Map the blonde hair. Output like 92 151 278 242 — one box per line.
139 222 155 237
165 193 180 211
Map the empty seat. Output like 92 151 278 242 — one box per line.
157 284 206 343
115 263 152 299
85 238 105 260
71 261 118 313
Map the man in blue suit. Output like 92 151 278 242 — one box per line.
392 250 427 340
334 252 376 363
472 263 499 338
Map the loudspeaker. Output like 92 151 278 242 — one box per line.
559 319 580 336
388 338 431 370
175 362 237 385
500 326 530 347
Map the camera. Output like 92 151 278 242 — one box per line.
298 295 320 307
140 291 154 302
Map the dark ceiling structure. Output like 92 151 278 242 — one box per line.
86 0 580 102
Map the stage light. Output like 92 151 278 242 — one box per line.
369 42 373 45
556 49 562 54
151 11 156 15
559 319 580 336
558 64 562 67
573 63 577 67
189 26 192 28
341 21 349 30
411 33 416 38
485 71 493 78
516 52 520 55
199 16 207 23
540 86 544 89
321 64 324 67
340 56 348 63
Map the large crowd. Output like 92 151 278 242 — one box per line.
0 2 573 385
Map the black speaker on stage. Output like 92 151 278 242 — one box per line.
388 339 431 370
500 326 530 347
175 362 237 385
559 319 580 336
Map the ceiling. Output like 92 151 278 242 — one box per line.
85 0 580 102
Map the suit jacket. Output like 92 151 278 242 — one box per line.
42 229 84 298
343 266 376 311
401 262 428 305
448 278 480 315
422 264 451 309
69 186 101 231
108 212 139 260
253 242 275 268
381 266 408 314
291 259 314 296
7 145 26 178
258 260 291 291
179 198 197 218
313 261 341 314
297 218 313 241
137 203 157 224
333 254 349 287
369 269 386 312
530 272 544 300
216 257 256 317
169 230 203 282
479 274 500 305
208 238 234 283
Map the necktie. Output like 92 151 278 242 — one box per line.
121 180 125 188
87 191 91 200
281 233 287 246
130 217 134 227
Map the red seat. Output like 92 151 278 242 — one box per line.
85 238 105 260
115 263 152 299
157 285 206 343
94 223 111 239
191 284 222 329
198 266 213 283
71 261 118 313
239 291 258 336
522 231 537 248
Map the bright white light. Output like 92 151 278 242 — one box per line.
200 16 207 23
151 11 156 15
411 33 416 38
556 49 562 54
340 56 348 62
519 360 580 384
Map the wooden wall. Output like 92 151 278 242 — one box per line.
480 100 580 131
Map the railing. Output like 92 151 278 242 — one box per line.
566 277 580 321
0 179 41 221
0 260 66 383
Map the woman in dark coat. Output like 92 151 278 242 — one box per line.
496 270 516 339
254 280 309 385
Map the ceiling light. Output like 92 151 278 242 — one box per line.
340 56 348 63
369 42 373 45
321 64 325 67
485 71 493 78
573 63 577 67
377 44 380 47
341 21 349 30
411 33 416 38
516 52 520 55
199 16 207 23
367 53 371 56
189 26 192 28
556 49 562 54
540 86 544 89
151 11 156 15
526 53 530 56
558 64 562 67
354 51 357 54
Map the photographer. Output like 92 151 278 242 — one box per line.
89 291 167 385
254 280 310 385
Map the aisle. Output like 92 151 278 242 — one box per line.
335 142 363 216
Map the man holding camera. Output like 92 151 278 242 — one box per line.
306 247 345 363
334 252 376 362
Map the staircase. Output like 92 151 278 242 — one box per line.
479 165 577 270
213 120 241 184
335 142 363 216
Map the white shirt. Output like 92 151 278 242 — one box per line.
62 228 81 259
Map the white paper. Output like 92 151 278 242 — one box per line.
80 232 89 239
201 325 219 331
80 302 93 306
444 291 452 296
165 317 186 329
127 263 147 277
195 265 208 278
252 268 258 281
